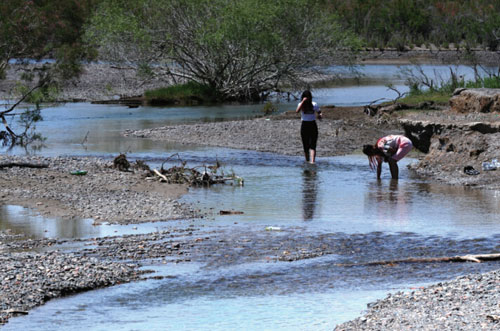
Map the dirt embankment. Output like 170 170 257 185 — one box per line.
401 89 500 189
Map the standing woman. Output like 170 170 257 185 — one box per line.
363 134 413 179
296 90 322 164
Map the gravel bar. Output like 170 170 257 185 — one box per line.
0 249 141 325
0 155 197 224
336 269 500 330
126 111 396 158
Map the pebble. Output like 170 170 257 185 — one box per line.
335 270 500 330
0 155 198 224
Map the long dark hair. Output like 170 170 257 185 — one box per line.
362 144 385 170
301 90 314 114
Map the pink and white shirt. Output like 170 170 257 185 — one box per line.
376 135 413 161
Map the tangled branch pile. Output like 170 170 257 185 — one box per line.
113 154 243 187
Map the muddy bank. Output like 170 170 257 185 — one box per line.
0 155 196 224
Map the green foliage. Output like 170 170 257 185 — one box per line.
0 1 99 148
145 82 218 105
402 65 500 104
86 0 360 101
262 102 278 116
472 76 500 88
398 91 451 105
326 0 500 50
0 0 99 70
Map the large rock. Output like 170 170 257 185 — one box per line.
449 88 500 113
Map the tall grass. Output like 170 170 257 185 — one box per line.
403 66 500 103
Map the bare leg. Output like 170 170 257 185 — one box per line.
388 159 399 179
310 149 316 164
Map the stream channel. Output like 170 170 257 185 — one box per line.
1 64 500 330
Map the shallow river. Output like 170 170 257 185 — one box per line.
1 64 500 330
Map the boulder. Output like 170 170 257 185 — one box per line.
449 88 500 113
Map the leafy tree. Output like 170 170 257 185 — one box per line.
85 0 360 101
326 0 500 51
0 0 98 147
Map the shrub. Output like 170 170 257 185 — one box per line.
262 102 278 115
144 81 218 105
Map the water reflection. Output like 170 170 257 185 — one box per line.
302 167 319 221
365 180 411 225
0 205 98 238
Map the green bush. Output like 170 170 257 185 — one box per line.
404 73 500 105
262 101 278 115
144 81 218 105
465 76 500 89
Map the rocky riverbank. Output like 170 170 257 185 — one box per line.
127 99 500 190
335 269 500 330
0 155 196 224
0 246 142 325
401 89 500 189
0 154 198 324
1 62 499 329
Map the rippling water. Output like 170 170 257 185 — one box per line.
1 64 500 330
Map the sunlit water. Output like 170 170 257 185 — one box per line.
1 65 500 330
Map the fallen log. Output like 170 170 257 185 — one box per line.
0 162 49 169
219 210 244 215
1 309 29 315
336 253 500 267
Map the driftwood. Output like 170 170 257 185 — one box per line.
113 153 244 187
336 253 500 267
153 169 168 182
0 162 49 169
1 309 29 315
113 153 130 171
219 210 244 215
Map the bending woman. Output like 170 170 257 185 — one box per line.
363 134 413 179
296 90 322 164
